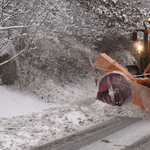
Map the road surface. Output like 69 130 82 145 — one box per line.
31 117 150 150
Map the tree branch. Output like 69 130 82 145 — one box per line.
0 48 26 66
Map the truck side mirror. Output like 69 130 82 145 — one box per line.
132 31 137 41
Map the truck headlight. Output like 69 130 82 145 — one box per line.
148 17 150 23
137 44 143 53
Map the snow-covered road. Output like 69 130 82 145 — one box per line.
31 117 150 150
80 119 150 150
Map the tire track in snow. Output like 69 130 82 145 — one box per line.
31 117 141 150
80 119 150 150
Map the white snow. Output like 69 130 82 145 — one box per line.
1 80 150 150
0 86 50 118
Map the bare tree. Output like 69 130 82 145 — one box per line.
0 0 52 84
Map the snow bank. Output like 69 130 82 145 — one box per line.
91 100 150 118
0 86 50 118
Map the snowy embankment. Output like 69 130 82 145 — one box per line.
1 79 150 150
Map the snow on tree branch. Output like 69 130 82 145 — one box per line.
0 25 31 30
0 48 25 66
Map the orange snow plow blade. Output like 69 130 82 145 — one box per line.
89 53 150 110
93 53 136 83
130 82 150 110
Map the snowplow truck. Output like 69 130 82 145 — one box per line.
89 17 150 110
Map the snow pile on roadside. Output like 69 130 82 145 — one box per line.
91 100 150 118
0 86 50 118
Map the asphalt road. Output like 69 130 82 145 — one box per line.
31 117 144 150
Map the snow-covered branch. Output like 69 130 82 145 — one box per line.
0 25 30 31
0 48 25 66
